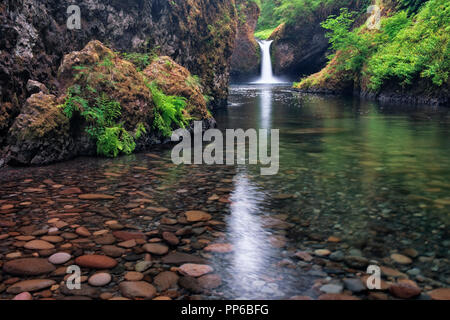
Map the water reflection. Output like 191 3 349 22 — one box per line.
259 89 272 129
224 169 278 299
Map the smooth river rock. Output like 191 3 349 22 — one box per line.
142 243 169 255
3 258 56 276
119 281 157 300
185 211 212 222
24 240 55 250
179 264 214 278
75 255 118 269
153 271 179 291
7 279 56 294
88 273 112 287
48 252 72 265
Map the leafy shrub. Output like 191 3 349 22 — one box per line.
366 0 449 90
303 0 449 92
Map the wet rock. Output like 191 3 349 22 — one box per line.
119 281 157 300
143 243 169 255
13 292 33 300
113 231 146 241
407 268 421 276
204 243 233 253
290 296 314 300
320 283 343 294
318 294 360 300
179 276 203 293
60 284 100 298
95 234 116 245
7 279 56 294
344 256 369 269
402 248 419 258
24 240 55 250
295 251 313 262
102 245 126 258
179 264 214 278
76 227 91 237
391 253 413 265
48 252 71 265
314 249 331 257
78 194 115 200
135 261 152 273
3 258 56 276
162 252 206 265
118 239 137 248
198 274 222 290
124 272 144 281
88 273 112 287
380 266 407 278
59 187 82 195
75 255 118 269
154 271 179 291
427 288 450 300
343 278 366 293
185 211 212 222
162 232 179 246
389 281 421 299
329 251 345 262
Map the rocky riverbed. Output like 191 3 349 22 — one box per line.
0 147 449 300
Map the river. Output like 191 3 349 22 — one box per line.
0 84 449 299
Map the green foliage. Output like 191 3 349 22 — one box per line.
59 88 144 158
321 8 373 73
366 0 449 90
98 56 114 69
96 126 136 158
185 75 202 88
256 0 352 31
135 122 147 140
121 52 157 71
256 0 282 31
147 82 187 137
313 0 449 92
399 0 428 14
60 85 89 119
254 28 276 39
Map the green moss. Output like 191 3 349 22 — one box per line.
121 52 157 71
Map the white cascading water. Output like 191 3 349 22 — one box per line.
253 40 282 84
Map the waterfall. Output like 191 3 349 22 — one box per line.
253 40 282 84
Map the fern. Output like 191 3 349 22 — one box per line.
135 122 147 140
59 88 143 158
147 82 187 137
60 86 89 119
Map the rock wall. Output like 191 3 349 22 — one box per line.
0 0 237 149
270 0 366 77
230 0 261 82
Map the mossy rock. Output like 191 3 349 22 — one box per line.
8 92 72 165
58 40 154 131
143 56 210 120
